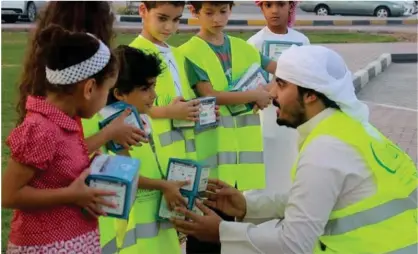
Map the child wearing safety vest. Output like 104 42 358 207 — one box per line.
178 1 277 253
130 1 203 167
82 45 186 254
247 0 311 195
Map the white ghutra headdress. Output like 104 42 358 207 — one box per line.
45 33 111 85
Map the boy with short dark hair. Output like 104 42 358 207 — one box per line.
130 0 201 170
179 1 277 253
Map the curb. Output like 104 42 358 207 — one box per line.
353 53 392 94
391 53 418 63
116 15 418 26
352 53 418 94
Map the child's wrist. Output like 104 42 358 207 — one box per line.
61 187 77 205
101 124 115 142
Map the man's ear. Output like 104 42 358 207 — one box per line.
304 91 319 105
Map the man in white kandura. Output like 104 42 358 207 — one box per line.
171 45 418 254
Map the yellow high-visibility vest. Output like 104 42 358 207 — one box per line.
178 35 266 191
130 36 198 165
291 110 418 253
82 114 181 254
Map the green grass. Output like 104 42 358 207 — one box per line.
0 30 398 249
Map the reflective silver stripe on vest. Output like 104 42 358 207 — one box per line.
324 189 417 236
102 238 118 254
185 139 196 153
204 152 238 168
219 116 235 128
121 221 174 249
159 130 183 147
239 151 264 164
235 114 260 128
388 243 418 254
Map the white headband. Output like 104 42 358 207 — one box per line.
45 34 111 85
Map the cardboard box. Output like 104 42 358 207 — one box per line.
98 101 145 152
227 64 268 116
86 154 141 219
158 158 210 221
262 40 303 81
172 97 218 132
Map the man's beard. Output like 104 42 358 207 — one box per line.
274 99 306 129
276 118 299 129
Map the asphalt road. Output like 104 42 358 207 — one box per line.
116 1 417 20
3 22 417 34
179 3 418 20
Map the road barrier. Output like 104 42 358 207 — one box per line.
117 15 418 26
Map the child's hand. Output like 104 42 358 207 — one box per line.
253 86 271 110
215 105 221 120
169 97 200 121
105 109 149 149
68 169 117 216
162 180 190 210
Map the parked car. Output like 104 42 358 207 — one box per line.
402 0 418 15
299 1 409 17
2 1 47 23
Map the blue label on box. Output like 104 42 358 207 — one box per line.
98 101 144 152
195 97 218 131
157 158 210 221
262 40 303 81
86 154 141 219
172 97 218 132
227 64 268 116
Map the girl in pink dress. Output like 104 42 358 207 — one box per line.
2 24 119 254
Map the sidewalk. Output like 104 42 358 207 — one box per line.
318 43 417 72
358 62 417 162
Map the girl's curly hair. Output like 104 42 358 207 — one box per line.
16 1 115 125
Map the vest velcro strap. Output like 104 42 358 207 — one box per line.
204 152 238 168
235 114 260 128
121 221 174 249
185 139 196 153
325 189 417 235
239 151 264 164
387 242 418 254
219 116 235 128
158 130 184 147
102 238 118 254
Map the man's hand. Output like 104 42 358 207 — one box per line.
203 179 247 218
171 200 222 243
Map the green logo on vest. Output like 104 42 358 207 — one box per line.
370 142 401 174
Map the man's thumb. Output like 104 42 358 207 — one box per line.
215 188 234 196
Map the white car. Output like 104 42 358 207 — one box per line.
1 1 47 23
402 0 418 15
